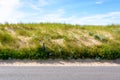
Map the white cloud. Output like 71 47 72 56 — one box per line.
25 0 52 11
35 9 66 23
36 11 120 25
30 4 41 10
0 0 56 23
38 0 49 6
96 1 103 4
76 12 120 25
0 0 24 23
95 0 106 4
0 0 19 16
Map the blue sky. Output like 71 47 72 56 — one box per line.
0 0 120 25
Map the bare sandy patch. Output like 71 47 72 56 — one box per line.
97 31 114 40
57 29 64 35
18 36 32 48
67 31 101 46
5 27 16 36
52 39 65 46
80 37 101 46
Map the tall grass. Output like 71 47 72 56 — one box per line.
0 23 120 60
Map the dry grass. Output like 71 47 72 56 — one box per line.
0 23 120 59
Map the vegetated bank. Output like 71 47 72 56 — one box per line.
0 23 120 60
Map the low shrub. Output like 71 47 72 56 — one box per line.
98 45 120 59
0 33 16 45
94 34 108 42
88 32 94 36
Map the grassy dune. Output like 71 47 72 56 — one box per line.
0 23 120 60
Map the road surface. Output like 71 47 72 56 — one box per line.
0 66 120 80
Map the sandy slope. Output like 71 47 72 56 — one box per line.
0 59 120 66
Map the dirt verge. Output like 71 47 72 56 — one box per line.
0 59 120 66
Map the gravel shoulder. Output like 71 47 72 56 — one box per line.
0 59 120 66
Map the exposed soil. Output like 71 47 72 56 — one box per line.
0 59 120 66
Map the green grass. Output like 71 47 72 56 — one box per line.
0 23 120 60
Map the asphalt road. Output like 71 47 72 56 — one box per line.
0 66 120 80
